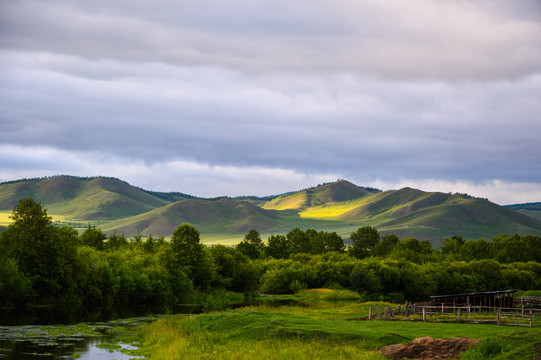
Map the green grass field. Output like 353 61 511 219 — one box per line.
0 211 12 226
0 211 67 226
138 289 541 360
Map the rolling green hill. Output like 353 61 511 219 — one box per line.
0 176 169 220
264 184 541 244
505 202 541 221
102 197 279 236
101 197 342 242
263 180 378 210
1 176 541 245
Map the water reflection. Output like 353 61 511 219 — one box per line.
0 319 150 359
0 304 164 326
78 342 144 360
0 298 260 359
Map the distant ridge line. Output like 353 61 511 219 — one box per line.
0 175 121 186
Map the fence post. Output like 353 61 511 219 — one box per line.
530 310 533 328
468 304 471 316
442 303 445 314
497 309 500 326
522 306 524 316
457 309 461 323
423 307 426 322
369 306 372 321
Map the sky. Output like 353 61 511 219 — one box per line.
1 0 541 205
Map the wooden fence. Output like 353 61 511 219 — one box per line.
368 304 541 327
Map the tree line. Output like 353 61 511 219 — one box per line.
1 197 540 309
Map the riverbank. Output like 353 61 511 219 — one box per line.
137 289 541 360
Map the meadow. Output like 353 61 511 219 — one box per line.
139 289 541 360
0 211 67 226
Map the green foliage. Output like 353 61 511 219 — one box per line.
209 244 248 287
306 229 345 254
349 226 380 259
0 198 78 298
80 224 106 250
237 229 264 259
231 262 261 292
389 237 433 263
350 264 382 294
287 228 311 254
265 234 290 258
171 224 216 289
1 197 541 311
105 231 129 250
0 256 34 307
373 233 398 257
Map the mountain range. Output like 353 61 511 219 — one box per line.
1 175 541 246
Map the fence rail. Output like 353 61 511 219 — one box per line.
368 304 541 327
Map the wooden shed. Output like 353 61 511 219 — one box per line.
430 290 518 309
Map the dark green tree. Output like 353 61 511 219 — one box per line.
440 235 465 259
287 228 311 254
350 264 382 294
265 234 290 259
349 226 380 259
105 231 128 250
237 229 264 259
322 231 345 253
0 256 34 307
0 197 77 297
142 234 156 253
209 245 248 281
374 234 399 257
80 224 106 250
170 223 216 288
390 237 433 263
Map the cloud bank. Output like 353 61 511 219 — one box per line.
1 0 540 204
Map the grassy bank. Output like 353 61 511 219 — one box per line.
138 289 541 359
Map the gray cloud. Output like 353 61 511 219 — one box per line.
2 0 541 79
1 0 540 203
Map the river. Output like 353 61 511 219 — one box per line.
0 305 201 360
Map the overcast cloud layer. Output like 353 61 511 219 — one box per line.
1 0 541 204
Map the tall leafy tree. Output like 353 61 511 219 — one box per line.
0 197 77 297
440 235 465 259
170 223 215 288
322 231 345 253
287 228 311 254
349 226 380 259
374 234 399 257
265 234 290 259
307 230 345 254
80 224 107 250
237 229 264 259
